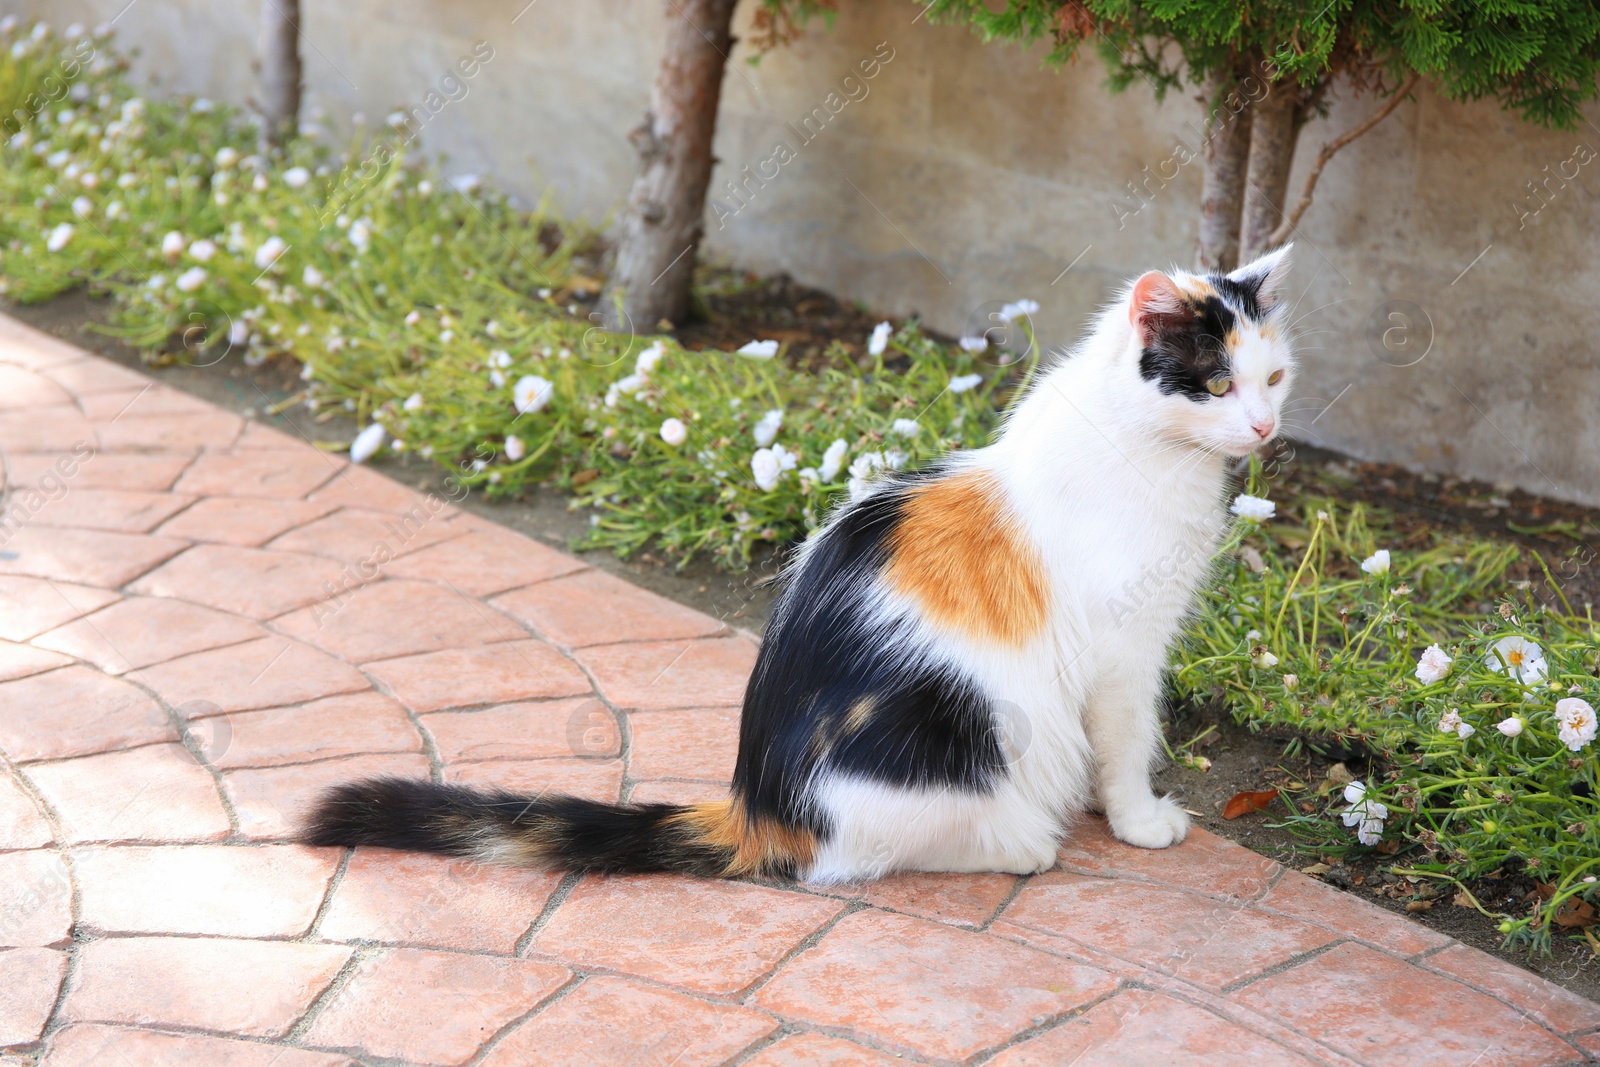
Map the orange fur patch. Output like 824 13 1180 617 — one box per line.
1176 277 1217 302
669 797 817 877
884 469 1049 646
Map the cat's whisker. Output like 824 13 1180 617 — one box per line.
1289 297 1353 331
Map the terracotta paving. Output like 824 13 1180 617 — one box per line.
0 313 1596 1066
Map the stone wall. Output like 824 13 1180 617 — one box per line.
10 0 1598 504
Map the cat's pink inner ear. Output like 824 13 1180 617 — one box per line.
1129 271 1186 332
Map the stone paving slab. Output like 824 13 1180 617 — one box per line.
0 312 1595 1066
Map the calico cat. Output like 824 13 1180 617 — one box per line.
304 245 1297 883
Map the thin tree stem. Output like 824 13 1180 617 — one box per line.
1267 74 1421 248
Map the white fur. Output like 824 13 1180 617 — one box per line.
801 249 1296 882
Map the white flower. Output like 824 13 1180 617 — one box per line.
999 299 1040 322
847 451 887 499
1282 674 1298 691
949 373 983 393
1251 647 1279 669
404 310 421 327
188 238 216 262
1360 549 1391 576
849 451 886 480
302 264 324 288
1340 780 1388 846
659 418 687 446
254 236 287 271
503 434 526 461
868 321 892 356
214 147 239 169
349 423 384 463
174 267 206 293
489 350 513 369
1556 698 1597 752
958 335 989 353
1415 644 1453 685
885 448 907 470
604 374 645 408
71 195 92 218
348 218 371 253
751 449 781 491
1457 722 1476 739
737 339 778 359
488 369 506 388
448 173 481 194
160 230 184 258
1496 716 1524 737
753 409 784 447
403 392 423 412
1437 708 1475 739
513 374 553 414
252 173 268 192
1230 494 1275 522
283 166 310 189
770 443 798 471
820 439 848 482
1246 629 1261 641
891 418 919 438
1487 636 1547 685
636 341 665 377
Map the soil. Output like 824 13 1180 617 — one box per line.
9 279 1600 1004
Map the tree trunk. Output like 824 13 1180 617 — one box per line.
257 0 302 151
1238 81 1302 263
599 0 739 332
1196 69 1252 273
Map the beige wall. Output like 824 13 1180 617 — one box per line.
12 0 1600 505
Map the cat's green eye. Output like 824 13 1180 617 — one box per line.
1267 369 1285 386
1205 375 1231 397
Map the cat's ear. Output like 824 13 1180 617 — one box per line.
1227 243 1294 311
1129 271 1191 343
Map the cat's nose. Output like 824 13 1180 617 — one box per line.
1252 418 1276 440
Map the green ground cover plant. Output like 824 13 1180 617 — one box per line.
1 19 1593 951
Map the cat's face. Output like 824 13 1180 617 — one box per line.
1129 246 1296 459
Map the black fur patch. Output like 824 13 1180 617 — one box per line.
735 469 1008 831
1211 273 1265 322
1138 291 1237 401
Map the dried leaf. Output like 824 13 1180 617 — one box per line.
1405 899 1433 913
1223 789 1280 820
1452 891 1475 907
1375 839 1401 855
1554 899 1598 929
1316 762 1356 796
1242 546 1266 573
1300 862 1331 876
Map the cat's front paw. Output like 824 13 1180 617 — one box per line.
1108 796 1189 849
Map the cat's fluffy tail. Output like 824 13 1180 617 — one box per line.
301 776 816 879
